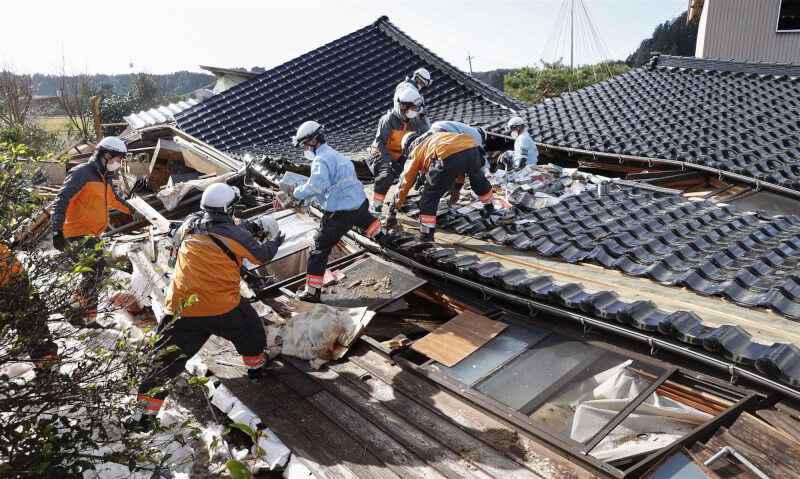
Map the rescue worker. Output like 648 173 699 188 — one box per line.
284 121 390 303
137 183 284 419
393 67 432 130
1 243 58 372
386 131 495 242
369 88 430 215
428 121 489 203
502 116 539 169
50 137 143 323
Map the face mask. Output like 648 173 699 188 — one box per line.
106 160 122 171
304 149 316 161
510 130 519 140
406 109 418 119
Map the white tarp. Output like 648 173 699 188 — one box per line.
541 360 712 462
156 172 236 211
267 304 371 369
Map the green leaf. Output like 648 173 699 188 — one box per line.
225 460 253 479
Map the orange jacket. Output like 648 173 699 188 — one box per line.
394 132 477 209
167 211 279 317
51 157 132 238
0 244 23 287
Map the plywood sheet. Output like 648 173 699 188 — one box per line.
411 311 506 367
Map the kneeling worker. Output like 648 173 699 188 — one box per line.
386 131 494 242
283 121 390 303
137 183 285 418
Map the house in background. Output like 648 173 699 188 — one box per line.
692 0 800 63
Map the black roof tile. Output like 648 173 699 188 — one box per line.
495 54 800 192
177 17 522 157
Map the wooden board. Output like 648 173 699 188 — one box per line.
127 196 171 233
411 310 507 367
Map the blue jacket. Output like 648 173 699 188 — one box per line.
430 121 483 147
293 143 366 212
514 129 539 167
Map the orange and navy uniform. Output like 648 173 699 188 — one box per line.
51 157 133 238
369 108 429 206
167 211 279 317
0 243 23 287
394 132 489 209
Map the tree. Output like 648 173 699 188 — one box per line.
57 58 93 140
504 60 631 105
0 64 38 127
626 12 698 67
0 143 198 476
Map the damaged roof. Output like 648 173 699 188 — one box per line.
505 54 800 194
174 16 522 155
123 99 201 129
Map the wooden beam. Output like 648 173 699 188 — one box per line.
90 96 103 140
127 196 171 233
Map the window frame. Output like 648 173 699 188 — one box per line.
776 0 800 33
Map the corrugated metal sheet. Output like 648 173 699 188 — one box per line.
697 0 800 64
123 99 200 129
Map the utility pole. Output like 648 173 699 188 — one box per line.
466 51 475 76
570 0 574 70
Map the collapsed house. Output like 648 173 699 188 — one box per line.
28 15 800 479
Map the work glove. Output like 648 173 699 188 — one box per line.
52 230 66 252
270 231 285 248
130 211 145 222
273 191 295 212
385 216 398 229
501 151 514 171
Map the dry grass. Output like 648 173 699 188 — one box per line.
35 115 73 142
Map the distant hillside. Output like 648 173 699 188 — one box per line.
472 69 515 91
626 11 698 67
34 71 215 97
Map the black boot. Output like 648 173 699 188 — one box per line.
415 229 435 243
296 287 321 303
247 363 265 380
482 202 496 217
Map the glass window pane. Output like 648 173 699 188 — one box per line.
430 323 546 386
529 351 666 443
474 334 599 410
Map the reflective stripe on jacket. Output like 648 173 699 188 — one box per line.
370 109 429 163
51 157 132 238
167 211 279 317
394 132 476 209
0 244 23 287
292 144 366 212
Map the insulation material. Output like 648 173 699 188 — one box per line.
542 361 712 461
267 304 373 369
156 172 235 211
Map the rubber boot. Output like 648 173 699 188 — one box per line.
296 286 321 303
371 201 384 215
482 201 496 217
415 227 435 243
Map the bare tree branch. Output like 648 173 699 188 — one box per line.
0 62 38 126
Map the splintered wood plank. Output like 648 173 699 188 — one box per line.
411 311 507 367
260 364 399 479
127 196 171 233
724 412 800 473
346 346 596 479
705 428 790 479
704 431 758 479
221 376 281 418
755 408 800 441
307 389 448 479
263 408 365 479
326 358 542 479
288 357 496 479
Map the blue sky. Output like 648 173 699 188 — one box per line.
3 0 687 75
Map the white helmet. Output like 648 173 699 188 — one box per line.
507 116 526 130
292 121 325 148
96 137 128 157
397 88 422 108
201 183 241 213
257 214 280 240
401 132 420 154
412 68 432 87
